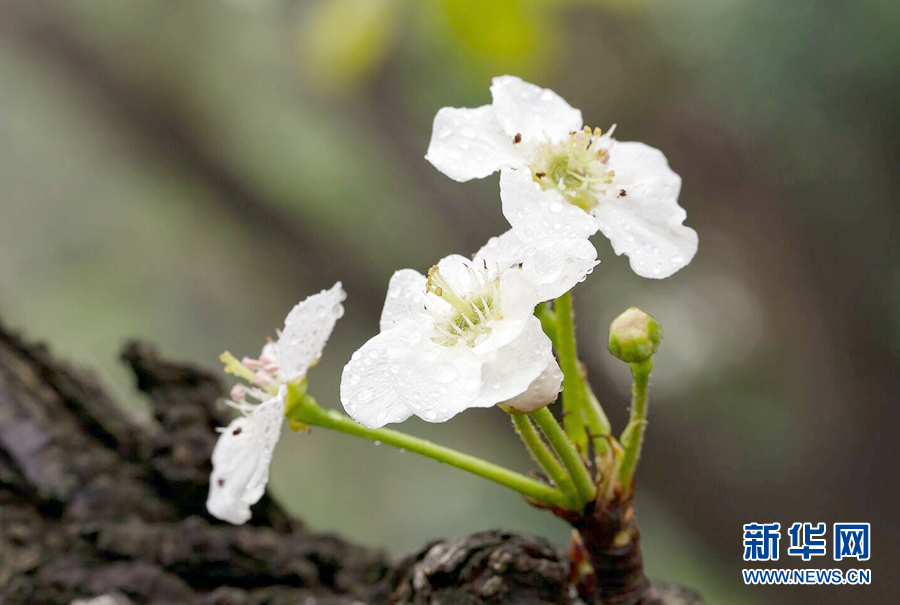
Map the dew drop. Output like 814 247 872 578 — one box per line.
438 127 452 139
549 202 562 213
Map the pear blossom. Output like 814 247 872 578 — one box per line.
341 255 562 428
207 282 346 524
425 75 698 279
475 229 599 302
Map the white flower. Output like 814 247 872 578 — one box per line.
474 229 599 302
207 282 346 524
340 255 562 428
425 75 698 279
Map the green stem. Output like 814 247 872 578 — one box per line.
554 292 588 450
616 359 653 491
508 411 578 508
534 302 557 342
286 387 569 509
530 407 597 508
584 382 612 457
553 292 611 456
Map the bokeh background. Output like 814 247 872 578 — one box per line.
1 1 897 603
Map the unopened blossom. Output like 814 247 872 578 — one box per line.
425 75 698 279
341 255 562 428
207 282 346 524
475 229 599 302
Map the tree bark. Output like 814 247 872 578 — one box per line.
0 319 702 604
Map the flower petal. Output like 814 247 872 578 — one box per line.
341 326 484 428
471 316 555 408
380 269 427 332
279 282 346 380
207 416 259 524
206 393 284 526
245 392 286 501
490 75 583 143
425 105 526 182
500 167 600 243
476 229 599 303
593 141 698 278
526 238 599 302
504 356 563 413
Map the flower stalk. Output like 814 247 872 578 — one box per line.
553 292 611 457
616 359 653 492
528 406 597 509
553 291 589 450
509 410 578 508
285 385 569 509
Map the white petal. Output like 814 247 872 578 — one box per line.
245 392 285 500
504 356 564 413
279 282 346 380
425 105 527 182
470 270 535 356
434 253 489 289
206 393 285 526
207 416 259 524
593 142 698 278
526 238 599 302
476 230 599 303
471 316 555 408
490 75 583 143
475 229 531 274
341 327 484 428
500 168 600 244
380 269 427 332
496 267 537 324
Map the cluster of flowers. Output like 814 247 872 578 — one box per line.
207 76 697 524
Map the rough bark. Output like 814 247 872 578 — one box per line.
0 319 702 604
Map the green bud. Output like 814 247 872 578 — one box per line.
607 307 662 363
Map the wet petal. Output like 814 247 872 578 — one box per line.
341 327 483 428
504 356 564 413
279 283 346 380
490 75 583 144
476 229 599 303
380 269 427 332
425 105 526 181
206 392 284 525
593 141 698 278
500 167 600 244
472 316 555 408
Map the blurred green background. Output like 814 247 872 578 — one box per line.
1 1 897 603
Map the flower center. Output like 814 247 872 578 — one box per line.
528 126 615 212
221 348 282 407
425 264 502 347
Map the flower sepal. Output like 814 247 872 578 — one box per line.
284 381 319 430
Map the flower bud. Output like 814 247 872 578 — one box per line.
607 307 662 363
